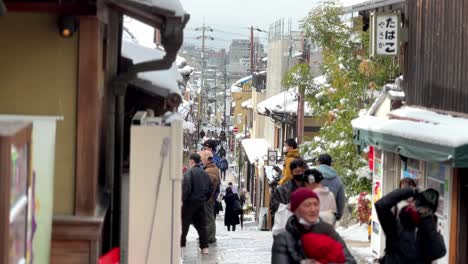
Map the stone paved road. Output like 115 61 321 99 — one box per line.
183 215 273 264
183 167 273 264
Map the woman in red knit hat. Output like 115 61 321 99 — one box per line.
271 187 356 264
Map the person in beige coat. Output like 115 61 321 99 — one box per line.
199 150 221 244
303 168 337 225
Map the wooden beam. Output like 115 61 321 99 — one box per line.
5 1 96 14
75 16 101 216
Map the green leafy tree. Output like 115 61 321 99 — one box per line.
283 0 399 195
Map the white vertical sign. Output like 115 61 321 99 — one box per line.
370 12 400 57
375 13 399 56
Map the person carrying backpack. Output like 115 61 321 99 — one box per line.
220 157 229 181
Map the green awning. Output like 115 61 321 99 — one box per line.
354 127 468 167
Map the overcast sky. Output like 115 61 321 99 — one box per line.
180 0 321 49
125 0 364 50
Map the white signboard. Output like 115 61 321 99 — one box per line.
371 13 399 57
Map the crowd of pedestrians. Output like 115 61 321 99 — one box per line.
181 132 239 257
268 138 446 263
182 136 447 263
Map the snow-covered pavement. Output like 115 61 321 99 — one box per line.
338 223 373 263
183 215 273 264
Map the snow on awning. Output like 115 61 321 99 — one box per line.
352 106 468 167
257 88 314 117
241 138 271 164
121 40 183 97
126 0 188 18
234 75 252 86
241 98 253 109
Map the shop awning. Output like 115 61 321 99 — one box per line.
234 75 252 86
352 106 468 167
241 138 272 164
121 40 184 97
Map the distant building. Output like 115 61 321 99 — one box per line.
228 39 266 75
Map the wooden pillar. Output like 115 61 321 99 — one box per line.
75 16 100 216
449 168 459 264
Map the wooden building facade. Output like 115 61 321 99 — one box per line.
0 0 188 262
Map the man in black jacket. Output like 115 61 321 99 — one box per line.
375 187 446 263
181 153 213 254
269 158 307 226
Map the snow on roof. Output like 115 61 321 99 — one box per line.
234 75 252 86
262 57 268 62
179 65 194 76
128 0 188 18
343 0 405 12
231 85 242 93
241 138 272 163
257 88 314 116
183 121 196 134
352 106 468 147
121 40 183 96
241 98 253 109
176 56 187 67
177 100 191 117
388 90 405 99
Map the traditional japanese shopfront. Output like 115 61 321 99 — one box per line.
353 106 468 263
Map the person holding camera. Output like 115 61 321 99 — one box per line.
375 187 447 263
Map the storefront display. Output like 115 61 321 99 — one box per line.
0 122 32 264
401 158 424 187
426 162 451 264
371 148 385 258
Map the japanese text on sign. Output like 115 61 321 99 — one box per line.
375 14 399 56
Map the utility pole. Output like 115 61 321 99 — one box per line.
223 53 227 131
195 22 214 126
250 26 255 75
297 36 309 144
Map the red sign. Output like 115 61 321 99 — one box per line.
233 127 239 133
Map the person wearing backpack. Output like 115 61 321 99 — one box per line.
220 157 229 181
223 187 241 231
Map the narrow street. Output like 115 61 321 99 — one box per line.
183 170 273 264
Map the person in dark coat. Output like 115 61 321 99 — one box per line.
199 129 206 139
220 130 226 143
269 158 307 226
218 145 227 158
219 157 229 181
181 153 213 254
272 188 356 264
223 187 241 231
375 187 446 264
